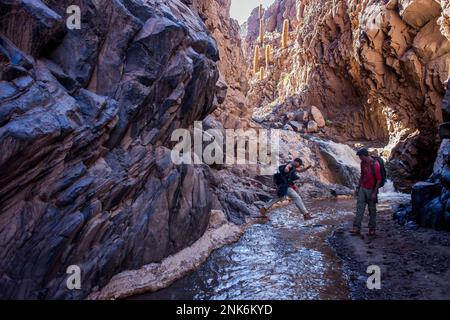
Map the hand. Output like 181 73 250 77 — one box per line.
371 192 377 202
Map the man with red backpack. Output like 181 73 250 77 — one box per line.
352 148 386 236
260 158 313 220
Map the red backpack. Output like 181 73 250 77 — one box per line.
371 157 387 188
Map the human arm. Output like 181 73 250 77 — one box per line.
371 161 382 201
290 164 311 184
297 164 312 173
355 164 362 196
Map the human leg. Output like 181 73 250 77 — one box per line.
286 187 311 219
353 188 368 230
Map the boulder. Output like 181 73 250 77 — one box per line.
307 120 319 133
289 120 303 132
422 197 445 229
388 133 439 193
398 0 442 29
433 140 450 176
310 106 326 127
329 185 354 197
285 112 295 121
295 110 309 122
393 204 414 226
411 181 442 224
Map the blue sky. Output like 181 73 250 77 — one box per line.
230 0 276 25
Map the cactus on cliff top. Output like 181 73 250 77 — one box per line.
282 19 289 49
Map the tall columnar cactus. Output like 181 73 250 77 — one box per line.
258 4 265 45
265 44 271 66
259 66 265 80
253 45 260 74
259 18 264 45
282 18 289 49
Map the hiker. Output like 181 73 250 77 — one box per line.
260 158 313 220
351 148 384 236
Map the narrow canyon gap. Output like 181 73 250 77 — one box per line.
0 0 449 299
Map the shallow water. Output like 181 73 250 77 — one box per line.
130 187 409 300
131 199 362 300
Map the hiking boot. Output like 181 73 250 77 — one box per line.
303 213 313 220
350 227 361 235
368 229 376 236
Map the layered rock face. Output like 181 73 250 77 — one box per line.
245 0 450 192
0 0 228 299
186 0 253 129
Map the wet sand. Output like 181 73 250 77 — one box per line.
329 207 450 300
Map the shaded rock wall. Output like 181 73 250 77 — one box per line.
0 0 225 299
408 1 450 228
244 0 450 192
408 79 450 231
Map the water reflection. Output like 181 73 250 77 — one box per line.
132 199 359 300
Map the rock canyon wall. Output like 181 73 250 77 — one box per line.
406 78 450 231
185 0 253 129
0 0 252 299
1 0 449 300
245 0 450 192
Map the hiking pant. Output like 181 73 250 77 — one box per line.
264 187 308 215
353 187 377 230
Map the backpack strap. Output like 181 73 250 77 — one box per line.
371 159 376 179
371 158 380 190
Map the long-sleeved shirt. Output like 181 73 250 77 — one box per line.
360 159 381 190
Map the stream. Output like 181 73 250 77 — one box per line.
129 127 410 300
131 188 407 300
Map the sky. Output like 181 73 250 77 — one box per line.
230 0 276 25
